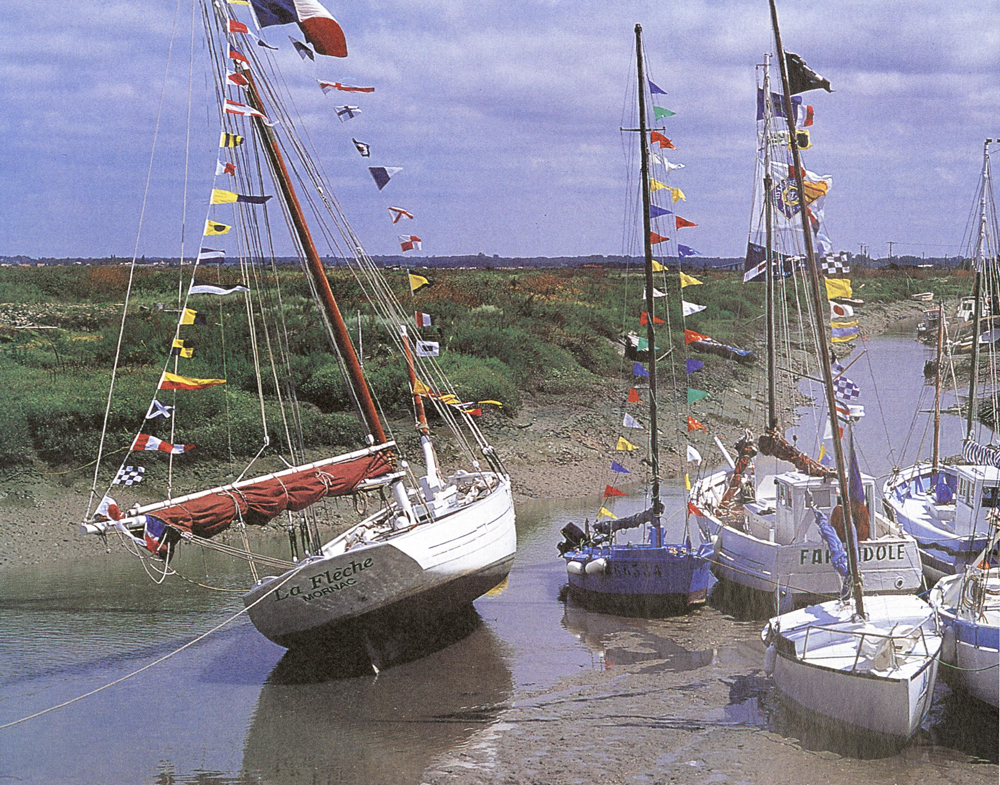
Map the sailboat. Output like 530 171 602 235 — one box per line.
928 520 1000 708
556 24 714 614
79 0 515 667
687 38 922 614
883 140 999 582
758 0 941 743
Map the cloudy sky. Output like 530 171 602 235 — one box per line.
1 0 997 260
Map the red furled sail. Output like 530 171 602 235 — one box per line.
143 450 392 539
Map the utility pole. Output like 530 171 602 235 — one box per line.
887 241 894 263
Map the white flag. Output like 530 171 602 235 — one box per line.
623 413 644 429
189 283 250 296
831 301 855 319
687 445 702 463
145 399 174 420
335 105 362 122
415 340 439 357
682 300 707 317
646 287 667 299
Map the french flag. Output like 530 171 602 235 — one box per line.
143 516 172 558
415 311 432 327
250 0 348 58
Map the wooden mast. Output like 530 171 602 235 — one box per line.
635 24 664 532
763 54 778 433
768 0 864 616
966 139 992 438
242 76 388 447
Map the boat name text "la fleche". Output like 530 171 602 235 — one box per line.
798 543 907 566
273 557 374 602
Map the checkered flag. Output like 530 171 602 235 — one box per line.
831 362 861 402
113 465 146 486
820 253 850 277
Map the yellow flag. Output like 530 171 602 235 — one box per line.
679 272 702 288
669 187 686 203
170 338 193 359
685 473 691 491
597 507 618 520
409 272 430 293
817 443 827 463
651 260 665 272
478 400 504 407
616 437 638 452
831 319 858 329
205 220 231 236
824 278 852 300
210 189 239 204
649 178 668 192
413 378 432 396
831 333 859 344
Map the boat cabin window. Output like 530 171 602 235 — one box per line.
810 488 832 508
983 485 1000 509
959 478 972 504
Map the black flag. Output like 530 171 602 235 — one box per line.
785 52 832 95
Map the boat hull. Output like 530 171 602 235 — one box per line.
563 542 714 614
243 478 516 660
765 595 942 742
882 465 989 582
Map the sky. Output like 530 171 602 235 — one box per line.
0 0 997 261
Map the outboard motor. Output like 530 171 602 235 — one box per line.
557 522 587 555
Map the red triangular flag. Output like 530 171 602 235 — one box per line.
604 485 626 498
650 131 675 149
640 311 666 326
675 216 698 229
650 232 669 245
687 501 704 517
687 416 706 432
628 388 641 403
684 329 710 345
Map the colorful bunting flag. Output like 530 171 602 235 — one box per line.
145 399 174 420
650 131 675 149
159 372 226 391
785 51 833 95
94 494 121 521
604 485 627 498
256 38 279 49
598 507 618 520
824 278 853 300
415 340 439 357
415 311 432 327
623 413 644 429
254 0 349 58
687 416 706 432
831 323 860 342
318 80 374 93
682 301 706 317
648 79 667 95
646 287 667 298
651 155 684 171
627 388 641 403
409 272 431 293
204 220 231 236
831 301 855 319
369 166 402 190
650 178 669 192
687 445 702 463
112 465 145 486
675 216 698 229
650 232 669 245
632 362 649 378
180 308 208 326
399 235 422 252
686 358 704 374
352 138 371 157
684 329 710 344
679 272 702 288
650 260 666 272
290 36 315 60
389 206 414 223
653 106 676 119
688 388 709 404
170 338 194 359
220 132 244 148
335 105 361 122
610 461 630 474
197 248 226 262
131 433 194 455
649 204 673 218
228 19 250 34
216 160 237 176
228 47 249 65
617 437 639 452
226 69 250 87
639 312 665 326
668 187 686 203
210 188 271 204
224 99 271 123
678 245 700 258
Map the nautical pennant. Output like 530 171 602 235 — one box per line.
604 485 627 498
686 359 704 374
352 138 371 157
824 278 853 300
335 105 361 122
399 235 422 252
623 413 644 429
632 362 649 378
646 287 667 298
653 106 676 119
415 311 432 327
639 312 665 325
253 0 350 58
226 69 250 87
668 187 686 203
679 272 702 288
682 301 706 316
650 232 669 245
256 38 279 50
228 47 249 65
210 188 271 204
112 465 145 486
145 399 174 420
189 283 250 295
627 388 641 403
688 388 709 404
94 495 121 521
197 248 226 262
675 216 698 229
650 178 669 192
180 308 208 325
318 80 374 93
616 437 639 451
651 155 684 171
204 220 231 236
649 204 673 219
369 166 402 190
389 206 414 223
228 19 249 34
678 245 700 258
687 445 702 463
597 507 618 520
220 132 244 147
648 79 667 95
170 338 194 358
159 372 226 391
408 272 431 293
216 160 237 176
821 253 851 276
415 340 439 357
785 52 833 94
684 329 710 344
131 433 194 455
687 416 706 432
831 323 860 342
831 301 855 319
224 99 272 123
289 36 315 60
610 461 630 474
650 131 675 149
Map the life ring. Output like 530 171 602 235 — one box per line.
830 500 870 542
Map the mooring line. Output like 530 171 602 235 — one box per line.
0 561 308 731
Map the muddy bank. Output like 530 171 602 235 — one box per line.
0 299 929 568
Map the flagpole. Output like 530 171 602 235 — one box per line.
763 54 778 433
768 0 864 617
932 297 945 476
635 24 664 540
966 140 991 439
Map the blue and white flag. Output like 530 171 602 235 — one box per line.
335 105 361 122
678 245 700 258
145 399 174 420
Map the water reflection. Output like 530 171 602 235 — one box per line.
242 617 512 785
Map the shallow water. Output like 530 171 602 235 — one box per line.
0 333 997 783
